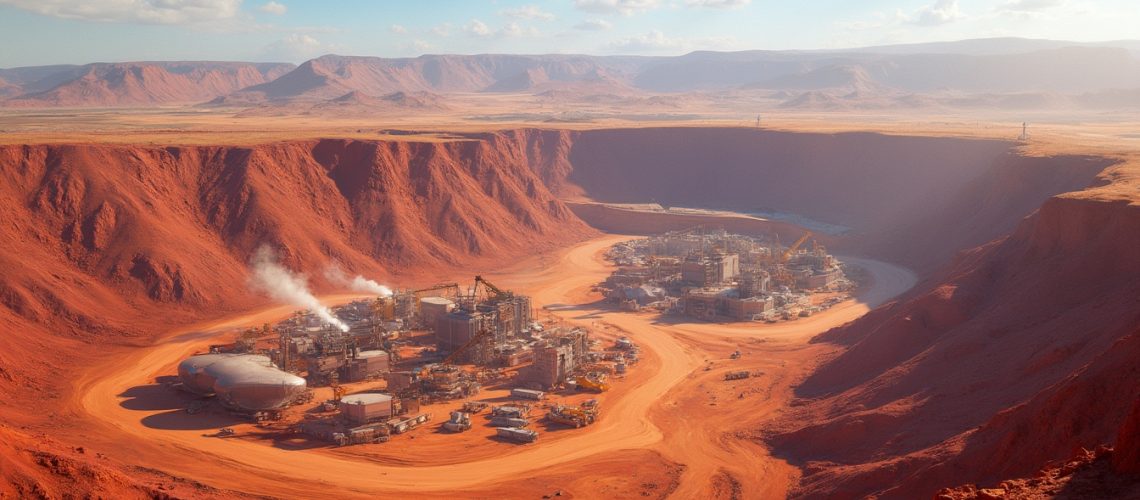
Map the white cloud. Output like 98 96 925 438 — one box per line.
573 0 661 16
465 19 492 37
465 19 539 38
996 0 1063 13
912 0 964 26
501 22 540 37
390 24 407 34
608 29 736 53
258 1 286 15
685 0 751 8
0 0 242 24
257 33 333 62
432 22 453 37
574 19 613 31
500 5 555 21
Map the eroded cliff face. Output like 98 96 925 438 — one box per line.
545 127 1108 274
0 132 593 396
771 186 1140 498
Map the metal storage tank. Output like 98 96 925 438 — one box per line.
339 393 394 423
178 354 306 411
177 353 241 395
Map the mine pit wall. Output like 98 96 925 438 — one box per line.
0 135 595 406
0 127 1131 496
769 183 1140 497
563 201 835 247
552 127 1109 276
537 127 1135 495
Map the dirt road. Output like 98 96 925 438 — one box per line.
74 235 914 497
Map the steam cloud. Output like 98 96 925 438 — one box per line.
249 246 350 332
324 265 393 297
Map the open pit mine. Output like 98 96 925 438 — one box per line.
2 124 1137 499
2 29 1140 500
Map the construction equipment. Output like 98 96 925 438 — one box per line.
780 231 813 263
330 380 346 402
387 413 432 434
725 370 750 381
461 401 489 414
546 404 597 428
442 411 472 432
575 374 611 393
496 427 538 443
491 405 528 419
413 282 460 298
473 275 511 302
490 416 529 428
439 328 494 367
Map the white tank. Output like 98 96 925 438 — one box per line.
178 354 306 410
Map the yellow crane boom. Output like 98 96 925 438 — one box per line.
780 231 813 263
413 282 460 297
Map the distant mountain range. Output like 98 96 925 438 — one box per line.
2 37 1139 109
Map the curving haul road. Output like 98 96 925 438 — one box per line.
75 235 915 497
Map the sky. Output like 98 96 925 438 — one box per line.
0 0 1137 67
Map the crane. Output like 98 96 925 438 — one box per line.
473 275 511 301
440 328 494 367
413 282 460 298
780 231 813 263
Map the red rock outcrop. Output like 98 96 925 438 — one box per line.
771 169 1140 498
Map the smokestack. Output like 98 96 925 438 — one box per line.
248 246 349 332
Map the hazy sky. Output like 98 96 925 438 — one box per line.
0 0 1136 67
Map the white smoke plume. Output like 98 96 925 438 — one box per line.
324 265 393 297
249 246 350 332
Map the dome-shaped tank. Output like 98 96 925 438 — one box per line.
178 354 306 410
177 353 239 395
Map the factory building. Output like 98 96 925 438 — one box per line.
739 269 771 298
343 350 391 382
519 328 589 389
681 252 739 286
431 277 533 367
419 296 455 331
339 393 395 424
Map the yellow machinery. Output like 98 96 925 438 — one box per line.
440 328 494 367
330 380 346 402
780 231 813 263
772 231 813 286
547 404 598 428
415 327 494 390
575 374 610 393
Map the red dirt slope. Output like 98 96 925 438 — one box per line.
769 165 1140 498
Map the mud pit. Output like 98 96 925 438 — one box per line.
5 127 1123 498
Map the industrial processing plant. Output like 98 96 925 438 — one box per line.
171 275 633 447
599 229 855 322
